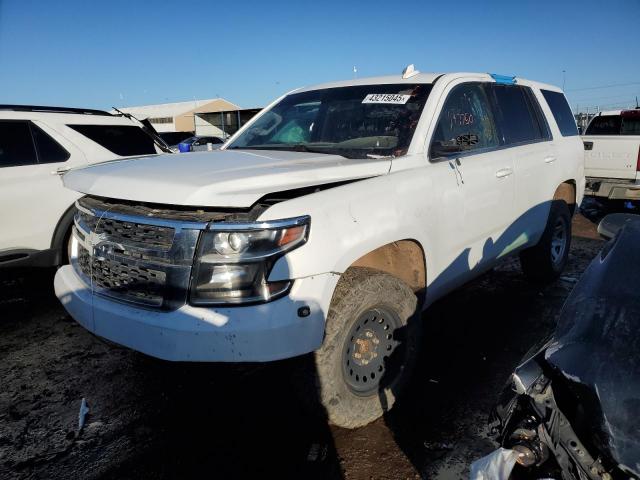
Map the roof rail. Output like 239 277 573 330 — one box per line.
0 105 112 116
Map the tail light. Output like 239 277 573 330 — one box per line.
636 146 640 172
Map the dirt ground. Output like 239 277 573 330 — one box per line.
0 209 607 480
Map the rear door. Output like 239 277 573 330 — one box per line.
489 84 556 248
583 112 640 180
0 120 82 256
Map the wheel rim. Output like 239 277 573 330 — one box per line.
550 218 568 266
341 307 402 396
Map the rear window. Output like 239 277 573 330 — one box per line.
622 117 640 135
585 115 621 135
585 113 640 136
541 90 578 137
68 124 157 156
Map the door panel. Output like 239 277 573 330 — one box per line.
427 81 516 294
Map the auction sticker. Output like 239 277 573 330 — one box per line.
362 94 411 104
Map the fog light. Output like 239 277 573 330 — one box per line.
513 444 537 467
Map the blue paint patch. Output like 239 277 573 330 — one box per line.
490 73 516 85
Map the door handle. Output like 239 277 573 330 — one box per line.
495 168 513 179
52 166 71 175
544 156 557 164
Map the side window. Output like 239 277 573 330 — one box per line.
541 90 579 137
524 89 552 140
0 121 38 168
491 85 546 145
430 83 499 158
68 124 157 156
31 124 70 164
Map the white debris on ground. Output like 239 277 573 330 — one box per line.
469 448 519 480
78 398 89 431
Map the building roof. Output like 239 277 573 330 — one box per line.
113 98 240 119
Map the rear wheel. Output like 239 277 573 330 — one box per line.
520 200 571 282
295 267 422 429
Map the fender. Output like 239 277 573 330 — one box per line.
50 202 77 265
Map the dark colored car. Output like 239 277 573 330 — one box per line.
176 135 224 152
158 131 194 146
492 214 640 479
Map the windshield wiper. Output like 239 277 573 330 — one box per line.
228 144 366 159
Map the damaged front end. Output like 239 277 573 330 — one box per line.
491 355 614 480
487 215 640 480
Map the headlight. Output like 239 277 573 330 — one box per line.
190 216 310 305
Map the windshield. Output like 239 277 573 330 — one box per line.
227 83 432 159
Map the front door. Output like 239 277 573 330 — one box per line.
428 82 516 291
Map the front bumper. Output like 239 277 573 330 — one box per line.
55 265 338 362
584 177 640 200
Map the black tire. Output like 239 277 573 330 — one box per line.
295 267 422 429
520 200 571 282
61 226 73 266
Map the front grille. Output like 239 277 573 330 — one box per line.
77 210 174 249
78 246 166 306
72 197 203 309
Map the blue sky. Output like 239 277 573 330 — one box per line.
1 0 638 113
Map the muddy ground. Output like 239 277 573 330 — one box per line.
0 207 610 480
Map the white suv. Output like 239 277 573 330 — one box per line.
0 105 168 269
54 70 584 428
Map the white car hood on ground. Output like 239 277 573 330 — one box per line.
63 149 391 207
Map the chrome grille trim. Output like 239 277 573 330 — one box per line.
72 200 204 309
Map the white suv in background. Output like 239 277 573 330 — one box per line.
0 105 168 269
55 70 584 428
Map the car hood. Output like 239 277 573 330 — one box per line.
63 149 391 207
544 219 640 477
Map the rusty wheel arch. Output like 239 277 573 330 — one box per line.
553 181 577 215
348 240 426 295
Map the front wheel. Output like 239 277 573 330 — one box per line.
295 267 422 429
519 200 571 282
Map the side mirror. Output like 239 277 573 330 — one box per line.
430 134 478 159
597 213 640 240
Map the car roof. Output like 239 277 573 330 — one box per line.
0 104 112 116
293 72 563 94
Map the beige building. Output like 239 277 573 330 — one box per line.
115 98 241 136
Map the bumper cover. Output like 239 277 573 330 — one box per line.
585 177 640 200
55 265 338 362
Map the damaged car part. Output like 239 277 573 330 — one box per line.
491 214 640 479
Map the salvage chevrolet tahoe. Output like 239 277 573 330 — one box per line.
54 69 585 428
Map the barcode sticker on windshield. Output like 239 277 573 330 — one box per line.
362 94 411 104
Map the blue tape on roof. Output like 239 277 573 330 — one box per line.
490 73 516 85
